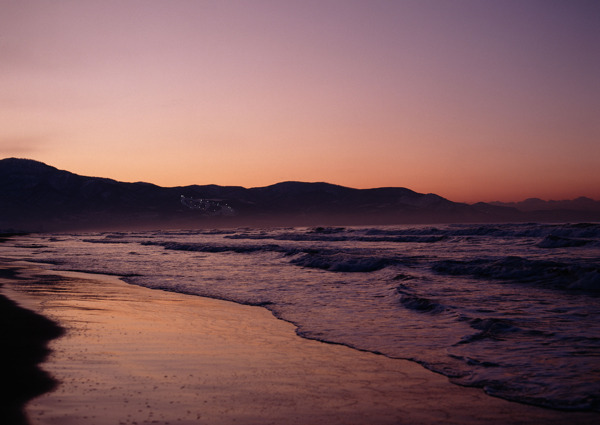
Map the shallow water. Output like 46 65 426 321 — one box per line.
3 222 600 411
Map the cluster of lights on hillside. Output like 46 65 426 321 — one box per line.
180 195 236 216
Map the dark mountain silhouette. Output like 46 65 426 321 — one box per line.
1 158 597 232
488 198 600 223
491 197 600 212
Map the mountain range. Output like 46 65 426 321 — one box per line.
1 158 598 232
491 197 600 212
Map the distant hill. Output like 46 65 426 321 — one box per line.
1 158 597 232
488 198 600 223
491 198 600 212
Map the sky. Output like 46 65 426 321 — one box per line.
1 0 599 203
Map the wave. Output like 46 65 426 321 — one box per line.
537 235 596 248
447 222 600 239
457 317 521 344
398 293 446 314
141 239 417 273
82 238 133 244
221 223 600 249
225 231 447 243
141 240 283 254
289 251 401 272
432 256 600 291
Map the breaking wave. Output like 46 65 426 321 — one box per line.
432 256 600 291
537 235 596 248
289 251 400 272
398 293 446 314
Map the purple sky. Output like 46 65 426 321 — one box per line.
1 0 599 202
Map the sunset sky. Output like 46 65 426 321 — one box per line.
1 0 599 203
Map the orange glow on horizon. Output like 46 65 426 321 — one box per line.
1 1 599 204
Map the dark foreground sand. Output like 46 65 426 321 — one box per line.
1 260 598 425
0 266 63 425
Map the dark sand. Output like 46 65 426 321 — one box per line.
1 260 599 425
0 266 63 425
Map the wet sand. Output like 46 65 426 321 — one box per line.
1 260 598 425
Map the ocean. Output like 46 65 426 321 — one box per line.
2 222 599 411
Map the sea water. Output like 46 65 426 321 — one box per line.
2 223 600 411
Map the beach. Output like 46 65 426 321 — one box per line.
0 259 597 425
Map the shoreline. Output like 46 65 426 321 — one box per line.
1 259 599 425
